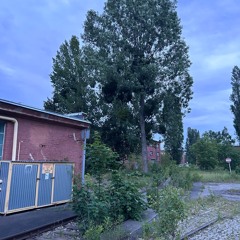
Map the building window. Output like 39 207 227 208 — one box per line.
149 151 153 156
156 152 159 156
0 121 5 160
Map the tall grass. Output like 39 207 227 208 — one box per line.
191 169 240 183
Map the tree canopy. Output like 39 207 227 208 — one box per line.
44 36 100 124
83 0 193 172
185 127 200 164
163 92 184 163
230 65 240 143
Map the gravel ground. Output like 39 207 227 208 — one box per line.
179 196 240 239
30 221 81 240
189 215 240 240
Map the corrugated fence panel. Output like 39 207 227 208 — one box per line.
37 164 53 206
53 164 73 203
0 162 9 213
8 164 38 211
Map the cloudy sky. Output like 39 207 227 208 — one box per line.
0 0 239 141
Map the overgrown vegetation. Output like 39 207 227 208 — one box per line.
73 133 240 239
146 186 186 239
72 135 147 238
72 134 202 239
190 168 240 182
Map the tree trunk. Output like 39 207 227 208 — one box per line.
140 95 148 173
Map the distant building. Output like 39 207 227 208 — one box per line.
147 141 161 162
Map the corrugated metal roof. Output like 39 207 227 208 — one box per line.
0 99 91 125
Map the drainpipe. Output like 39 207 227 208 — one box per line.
81 130 86 184
81 129 90 184
0 116 18 161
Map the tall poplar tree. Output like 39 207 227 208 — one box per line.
163 92 184 163
83 0 193 172
44 36 99 124
185 127 200 164
230 65 240 143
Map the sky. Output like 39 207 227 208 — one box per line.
0 0 240 142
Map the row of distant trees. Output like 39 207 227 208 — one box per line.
185 127 240 170
44 0 193 172
184 65 240 170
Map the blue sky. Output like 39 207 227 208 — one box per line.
0 0 239 141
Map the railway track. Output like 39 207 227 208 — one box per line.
1 215 77 240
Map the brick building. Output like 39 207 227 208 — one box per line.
0 99 90 175
147 141 161 162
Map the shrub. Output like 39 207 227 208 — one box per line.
72 171 146 234
147 186 186 239
169 165 194 190
235 166 240 174
85 132 119 182
108 171 147 221
72 178 110 231
83 224 103 240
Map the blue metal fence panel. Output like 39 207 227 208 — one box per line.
37 164 53 206
0 162 9 213
53 164 73 202
8 164 38 211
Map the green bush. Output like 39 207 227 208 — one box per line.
147 186 186 239
72 171 146 234
72 178 110 231
83 224 103 240
85 132 120 182
108 171 147 221
169 165 194 190
235 166 240 174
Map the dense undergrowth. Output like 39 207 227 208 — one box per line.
71 135 240 239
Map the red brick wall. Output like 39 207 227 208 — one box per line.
3 122 14 160
147 143 161 162
3 117 85 174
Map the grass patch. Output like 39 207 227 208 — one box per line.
192 169 240 183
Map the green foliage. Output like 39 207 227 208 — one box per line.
230 65 240 143
168 165 194 190
202 127 235 145
163 92 184 164
44 35 98 121
190 137 218 170
159 152 173 167
108 171 147 221
218 145 240 170
149 162 171 190
191 169 240 182
100 106 141 160
72 172 146 234
84 224 103 240
235 166 240 174
185 127 200 164
86 132 119 182
147 186 186 239
72 177 110 231
188 128 238 170
83 0 193 172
